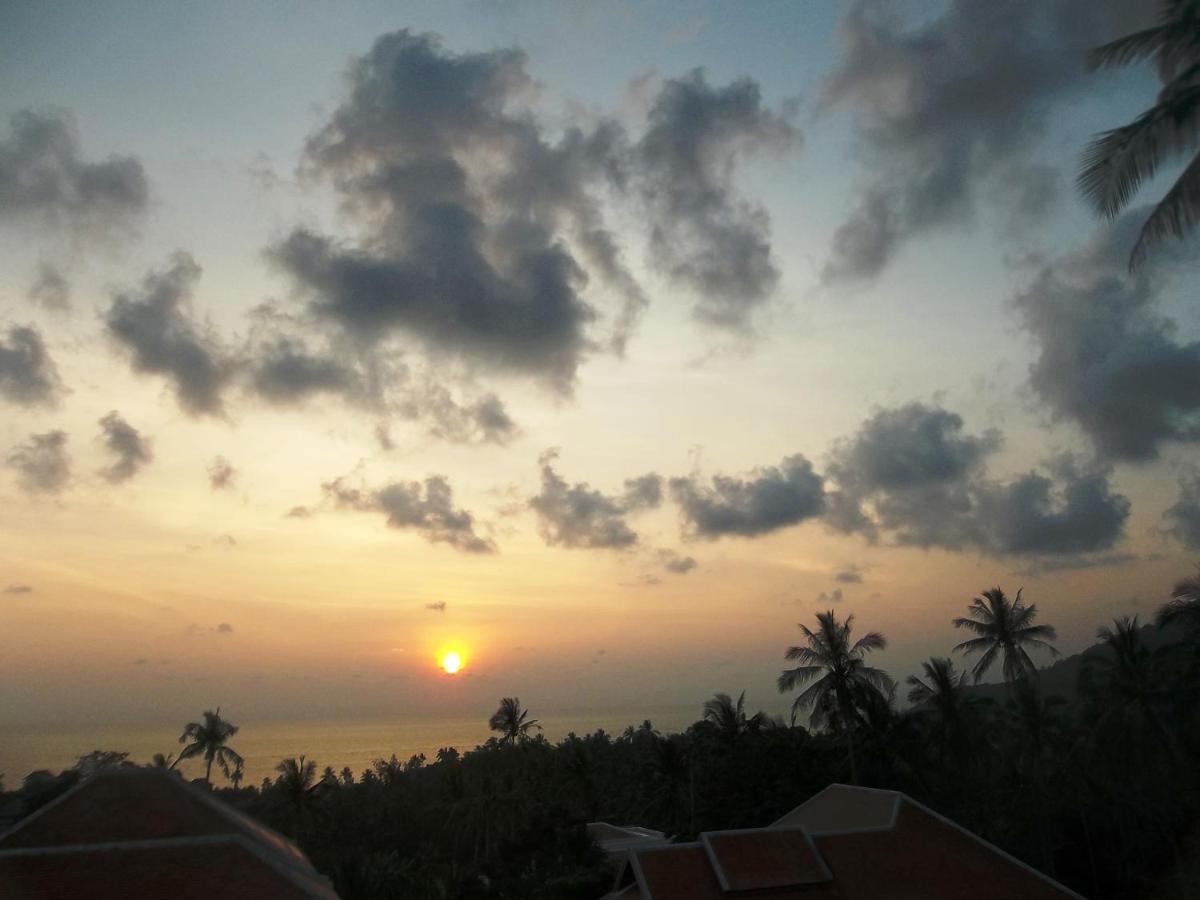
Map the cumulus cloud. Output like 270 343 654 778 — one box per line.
1163 468 1200 551
207 456 236 490
658 549 698 574
1015 212 1200 462
0 108 148 239
97 411 152 483
425 600 447 612
817 588 844 605
669 454 825 539
821 0 1150 281
0 325 63 408
834 565 863 584
636 69 798 327
529 450 663 549
104 252 233 416
285 505 312 519
28 262 70 311
324 473 494 553
6 430 70 494
3 584 33 595
269 30 634 395
825 402 1130 558
216 622 234 634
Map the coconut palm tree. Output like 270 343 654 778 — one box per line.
906 657 982 763
953 587 1058 684
777 610 892 784
1158 572 1200 641
176 708 244 786
701 691 765 739
488 697 540 745
149 752 174 769
1078 0 1200 269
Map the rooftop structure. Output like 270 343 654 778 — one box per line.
0 768 338 899
603 783 1083 899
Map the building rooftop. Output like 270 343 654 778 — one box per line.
605 784 1083 900
0 769 338 899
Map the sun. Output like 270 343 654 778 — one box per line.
440 651 463 675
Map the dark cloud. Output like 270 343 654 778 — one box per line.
216 622 234 634
825 402 1130 558
669 454 825 539
104 252 233 416
1015 212 1200 462
398 381 518 445
3 584 33 595
6 430 70 494
324 473 494 553
817 588 845 604
529 450 663 549
821 0 1150 281
248 338 361 405
269 30 634 395
207 456 236 490
0 108 148 239
636 69 798 327
425 600 447 612
97 411 152 483
0 325 63 408
834 565 863 584
1163 468 1200 551
658 549 698 574
285 505 312 519
28 262 70 311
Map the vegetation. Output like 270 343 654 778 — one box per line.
175 707 244 786
1 578 1199 899
1079 0 1200 268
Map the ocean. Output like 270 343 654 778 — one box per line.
0 707 698 787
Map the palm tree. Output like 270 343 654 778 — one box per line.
906 657 981 762
488 697 540 745
777 610 892 784
701 691 764 739
953 588 1058 684
176 708 244 786
149 752 174 769
1157 572 1200 641
1078 0 1200 269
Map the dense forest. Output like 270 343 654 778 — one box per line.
2 576 1198 900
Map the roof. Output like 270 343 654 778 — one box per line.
607 783 1083 900
588 822 670 855
0 769 337 899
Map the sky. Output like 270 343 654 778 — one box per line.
1 0 1198 730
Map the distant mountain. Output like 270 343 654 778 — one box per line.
962 619 1185 708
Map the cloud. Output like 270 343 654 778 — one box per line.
3 584 33 595
28 262 70 311
97 411 152 483
216 622 234 634
817 588 844 604
207 456 236 490
6 430 70 494
269 30 635 395
1163 467 1200 551
0 325 63 408
213 534 237 548
821 0 1150 281
0 108 148 239
285 505 311 519
324 473 495 553
425 600 447 612
825 402 1130 558
1015 212 1200 462
104 252 233 416
635 69 798 327
669 453 825 539
834 565 863 584
529 450 663 549
658 549 698 574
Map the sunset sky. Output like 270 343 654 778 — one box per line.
2 0 1197 730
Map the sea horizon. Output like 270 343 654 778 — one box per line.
0 706 700 787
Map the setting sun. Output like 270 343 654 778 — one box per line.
441 651 463 675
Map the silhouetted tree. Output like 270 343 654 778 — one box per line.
488 697 540 745
777 610 892 784
906 657 981 763
149 752 174 769
701 691 764 739
1159 572 1200 641
1078 0 1200 268
953 587 1058 683
176 707 243 786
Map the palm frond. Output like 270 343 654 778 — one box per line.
953 635 995 655
971 643 1000 682
851 631 887 654
777 665 825 693
952 617 990 635
1086 24 1174 71
1129 148 1200 268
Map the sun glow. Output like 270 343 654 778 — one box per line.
441 651 463 675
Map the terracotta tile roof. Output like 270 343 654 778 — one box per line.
0 769 337 899
612 783 1083 900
